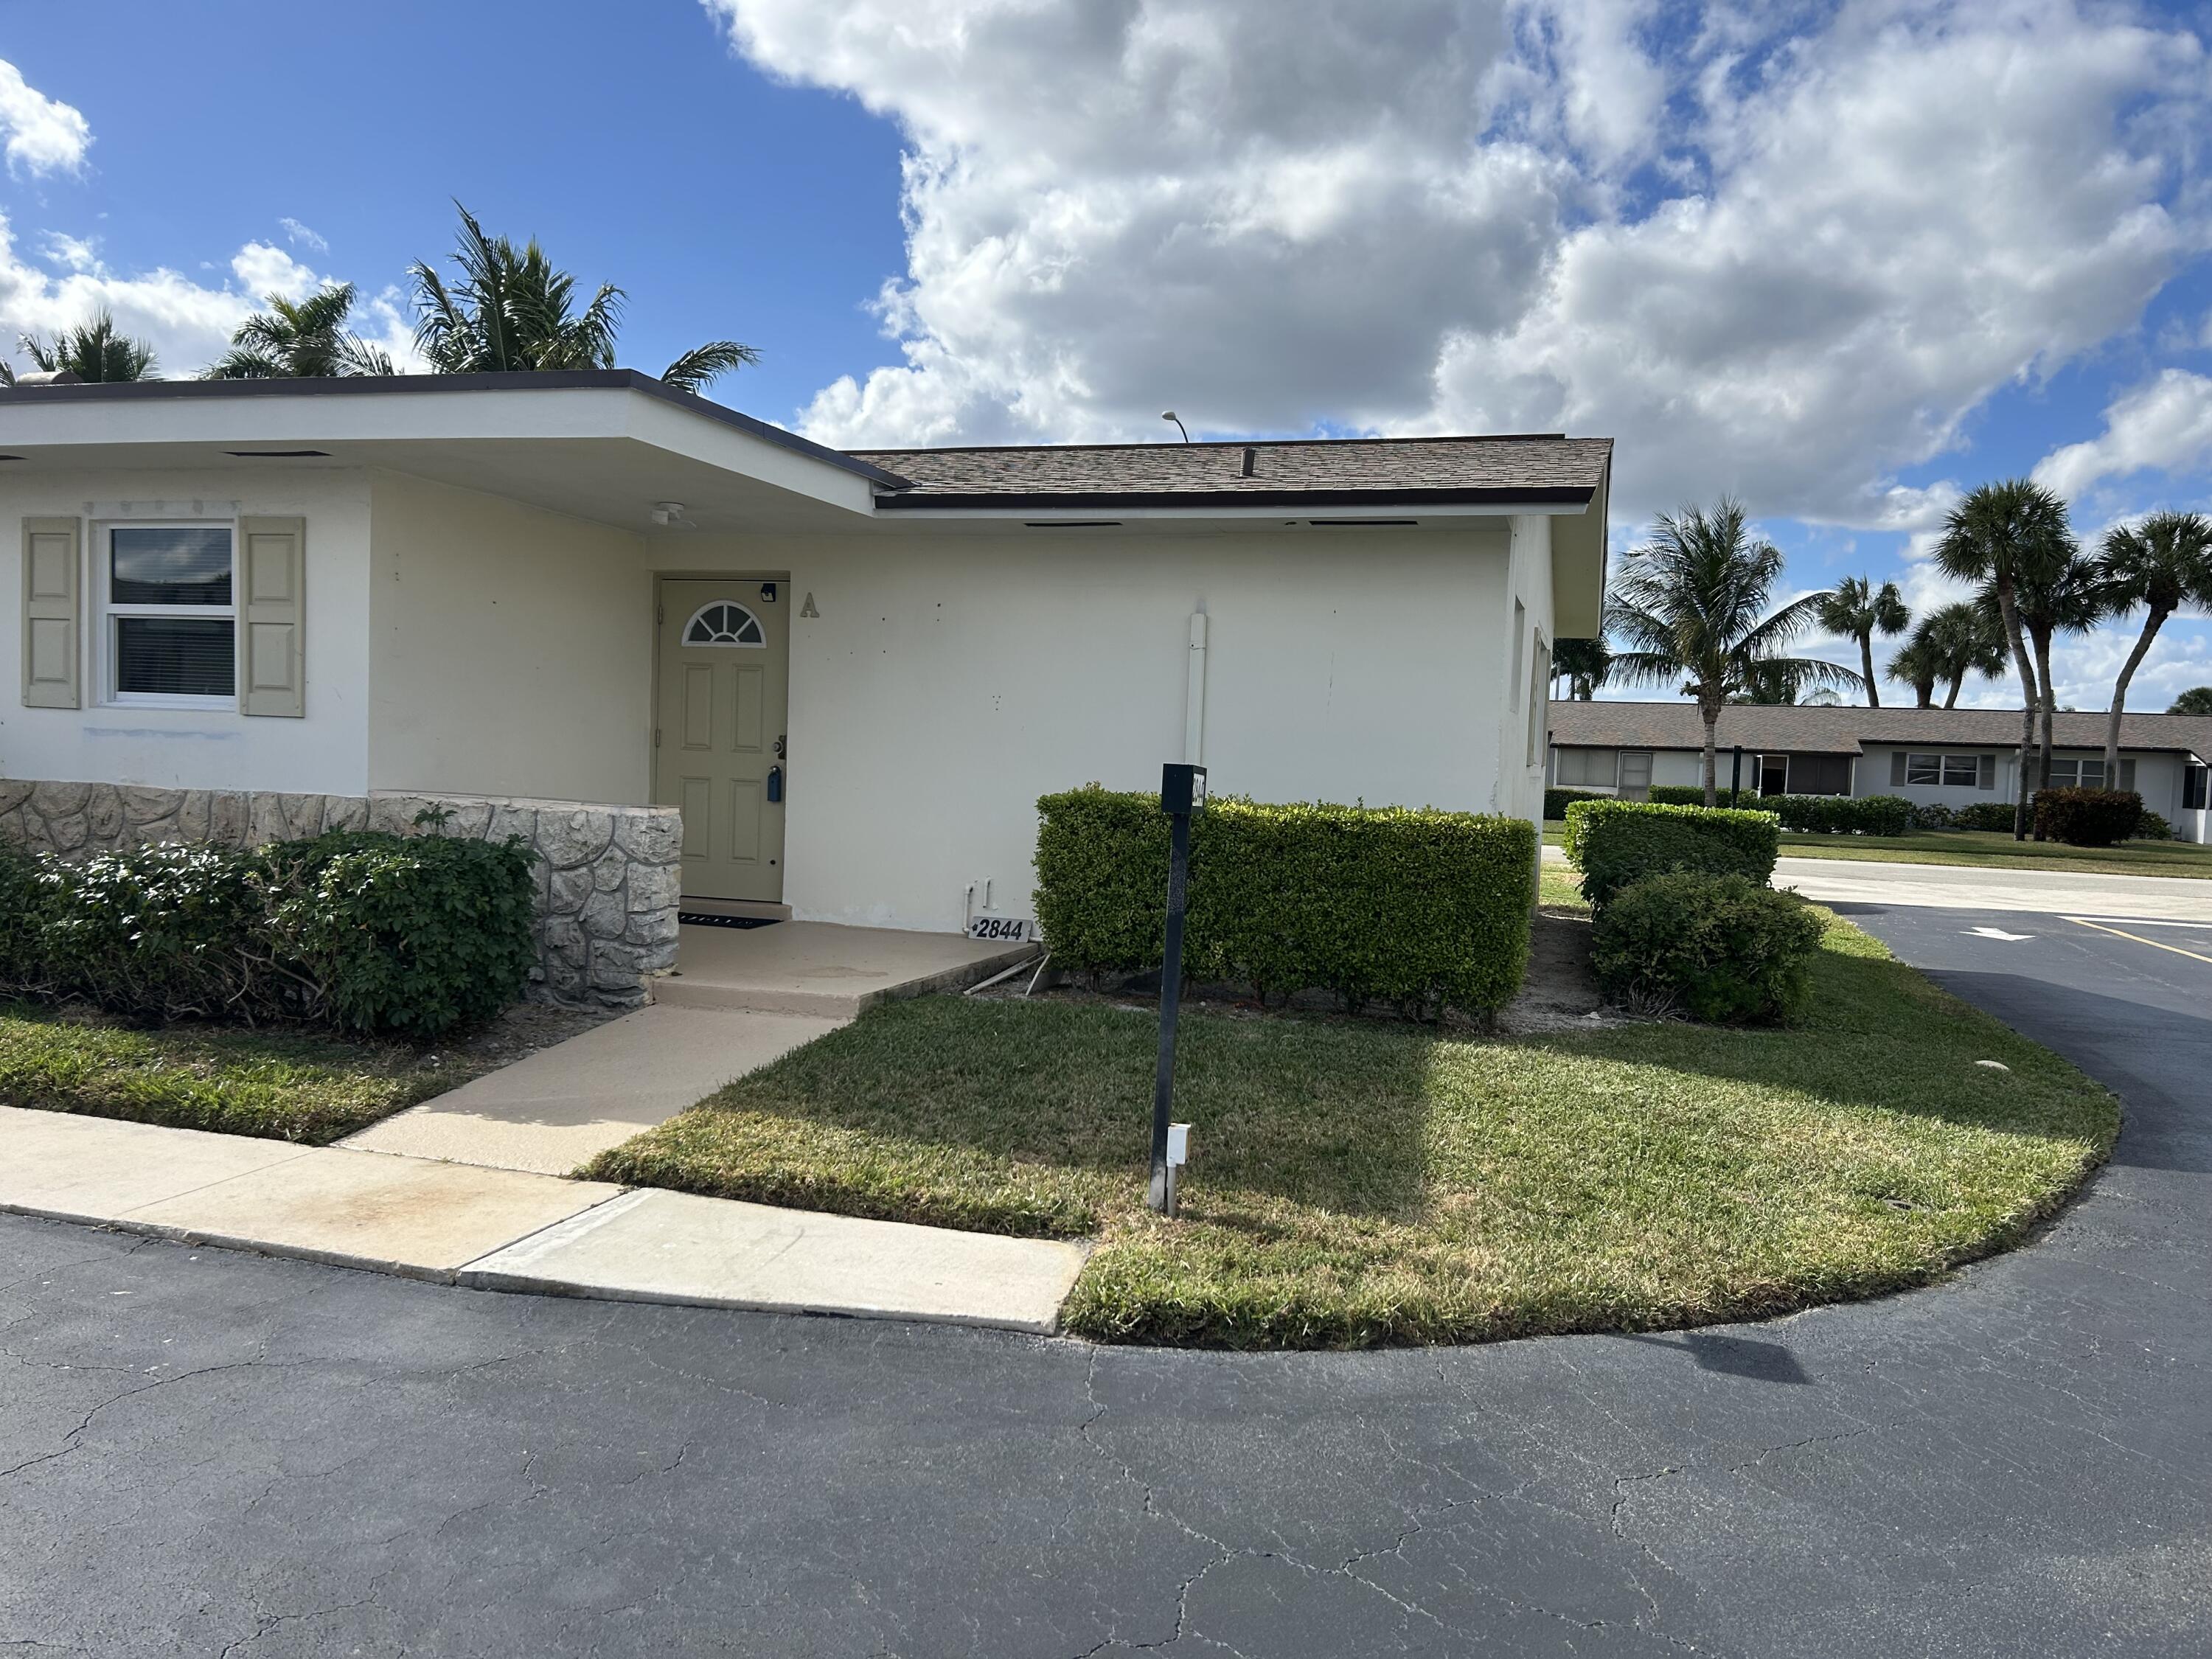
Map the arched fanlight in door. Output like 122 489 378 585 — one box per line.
683 602 766 647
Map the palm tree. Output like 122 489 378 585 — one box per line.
1913 600 2008 709
2172 687 2212 716
2097 512 2212 776
1816 575 1909 706
1607 498 1856 804
1551 636 1610 700
2010 543 2110 822
3 307 157 383
410 204 759 393
1933 481 2074 839
204 283 397 379
1886 636 1941 707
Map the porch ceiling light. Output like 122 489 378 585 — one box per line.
650 501 697 529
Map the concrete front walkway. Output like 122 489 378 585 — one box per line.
341 1002 844 1175
0 1107 1087 1332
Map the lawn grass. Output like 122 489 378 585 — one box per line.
0 1002 481 1144
1542 820 2212 878
585 905 2118 1349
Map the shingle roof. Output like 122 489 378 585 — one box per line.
852 434 1613 509
1548 700 2212 760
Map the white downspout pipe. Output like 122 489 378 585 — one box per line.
1184 612 1208 765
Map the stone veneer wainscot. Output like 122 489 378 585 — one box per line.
0 781 681 1009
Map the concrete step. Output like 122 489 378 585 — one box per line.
656 920 1039 1017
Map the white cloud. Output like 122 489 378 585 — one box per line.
37 231 100 274
0 60 90 178
2033 368 2212 501
279 217 328 253
703 0 2210 533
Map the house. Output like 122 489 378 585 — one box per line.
1547 700 2212 843
1 372 1611 1003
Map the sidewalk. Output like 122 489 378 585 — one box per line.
0 1106 1088 1334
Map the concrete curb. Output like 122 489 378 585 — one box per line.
0 1107 1086 1337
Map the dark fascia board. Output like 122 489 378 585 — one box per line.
871 484 1597 512
0 369 913 490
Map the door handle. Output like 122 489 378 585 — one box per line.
773 734 787 759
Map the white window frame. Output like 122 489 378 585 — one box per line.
1941 754 1979 787
94 518 240 711
1905 752 1941 785
681 599 768 649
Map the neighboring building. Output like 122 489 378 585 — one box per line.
1547 700 2212 843
1 372 1610 1001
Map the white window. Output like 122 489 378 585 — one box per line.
1554 747 1618 787
100 524 237 706
2044 757 2136 790
683 601 765 647
1905 752 1989 787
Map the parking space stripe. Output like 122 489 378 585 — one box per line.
2064 917 2212 965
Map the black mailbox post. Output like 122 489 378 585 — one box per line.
1150 762 1207 1214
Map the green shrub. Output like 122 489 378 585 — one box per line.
1648 783 1751 807
0 830 538 1037
1767 793 1913 835
1910 801 1958 830
1592 872 1825 1023
14 842 275 1021
1952 801 2020 832
2034 788 2143 848
2135 810 2177 842
1561 799 1781 908
265 831 540 1037
1545 786 1608 820
1034 787 1536 1016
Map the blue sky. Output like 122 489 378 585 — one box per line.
3 0 2210 711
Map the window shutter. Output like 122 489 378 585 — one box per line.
238 517 305 718
1889 751 1906 787
21 517 82 709
2119 758 2136 792
1978 754 1995 790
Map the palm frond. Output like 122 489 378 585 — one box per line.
661 340 761 393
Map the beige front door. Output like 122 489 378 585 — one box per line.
653 577 790 902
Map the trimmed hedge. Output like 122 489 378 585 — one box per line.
2135 810 2177 842
1951 801 2020 833
1560 798 1781 908
1593 872 1825 1023
1034 787 1536 1016
0 831 538 1037
2034 788 2143 848
1545 786 1609 821
1647 784 1752 807
1766 793 1913 836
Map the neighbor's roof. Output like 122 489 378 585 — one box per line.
852 434 1614 510
1548 700 2212 760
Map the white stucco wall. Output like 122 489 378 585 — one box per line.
672 523 1518 931
366 472 650 802
0 467 372 794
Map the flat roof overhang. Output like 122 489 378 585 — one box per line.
0 372 895 534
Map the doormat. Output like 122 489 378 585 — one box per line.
677 912 782 931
